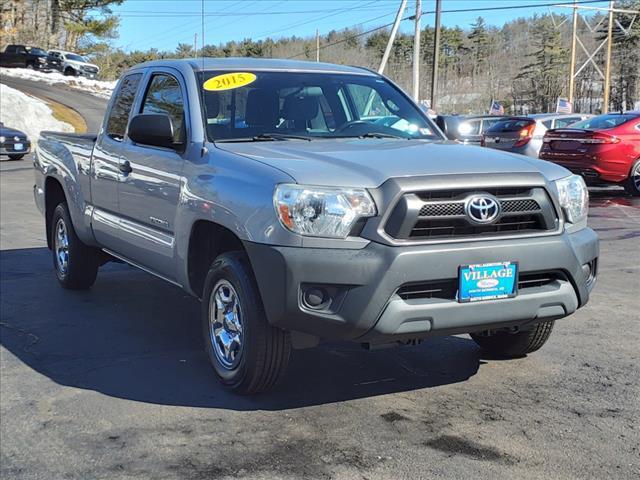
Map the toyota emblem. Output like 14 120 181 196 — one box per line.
465 194 501 224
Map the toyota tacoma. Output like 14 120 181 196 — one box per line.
34 59 599 394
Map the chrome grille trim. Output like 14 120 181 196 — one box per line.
383 186 559 242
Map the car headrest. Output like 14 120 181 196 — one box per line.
281 95 319 122
203 93 220 117
245 89 279 127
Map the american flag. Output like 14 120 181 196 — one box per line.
556 97 573 114
489 101 504 115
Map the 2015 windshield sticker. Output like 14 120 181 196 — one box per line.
203 72 257 91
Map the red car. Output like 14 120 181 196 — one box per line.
539 112 640 196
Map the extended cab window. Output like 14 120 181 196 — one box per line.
105 73 142 141
141 74 185 144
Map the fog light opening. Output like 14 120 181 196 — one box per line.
582 259 597 286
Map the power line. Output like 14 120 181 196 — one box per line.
252 0 381 40
132 0 249 51
111 6 395 17
286 0 610 60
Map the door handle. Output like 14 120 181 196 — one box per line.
119 160 132 174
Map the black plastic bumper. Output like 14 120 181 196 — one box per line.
244 228 599 343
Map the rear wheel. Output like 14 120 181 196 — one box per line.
201 251 291 394
51 202 100 289
623 160 640 197
470 321 555 357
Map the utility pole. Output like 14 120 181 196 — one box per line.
568 0 578 105
378 0 407 74
559 1 638 113
412 0 422 101
603 0 615 113
315 29 320 62
194 33 198 57
430 0 442 112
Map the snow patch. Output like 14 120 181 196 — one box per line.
0 83 74 142
0 67 115 99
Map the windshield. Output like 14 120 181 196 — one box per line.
66 53 87 62
27 47 47 56
199 71 441 141
569 114 638 130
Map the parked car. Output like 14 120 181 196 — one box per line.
482 114 591 157
539 112 640 196
0 44 58 71
0 122 30 160
436 114 510 145
34 58 598 394
47 50 100 78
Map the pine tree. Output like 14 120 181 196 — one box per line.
517 16 569 112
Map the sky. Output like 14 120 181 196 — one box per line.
110 0 609 53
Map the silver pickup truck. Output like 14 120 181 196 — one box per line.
34 58 599 394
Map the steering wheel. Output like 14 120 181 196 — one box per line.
334 120 373 134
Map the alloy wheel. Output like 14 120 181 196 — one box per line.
54 218 69 276
209 279 244 369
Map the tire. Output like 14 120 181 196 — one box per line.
64 67 76 76
470 321 555 357
623 159 640 197
201 251 291 394
26 62 34 70
8 154 24 160
50 202 99 289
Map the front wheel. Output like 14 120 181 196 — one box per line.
201 251 291 394
470 321 555 357
51 202 100 289
623 160 640 197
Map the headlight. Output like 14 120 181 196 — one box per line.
274 184 376 238
37 57 46 63
555 175 588 225
0 136 5 143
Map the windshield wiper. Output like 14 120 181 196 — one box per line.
337 132 411 140
254 133 313 141
215 133 313 143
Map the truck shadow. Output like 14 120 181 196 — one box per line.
1 247 485 411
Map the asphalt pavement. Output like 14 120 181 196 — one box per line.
1 76 107 132
0 81 639 479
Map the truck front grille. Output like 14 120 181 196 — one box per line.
384 186 559 242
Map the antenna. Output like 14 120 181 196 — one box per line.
201 0 205 70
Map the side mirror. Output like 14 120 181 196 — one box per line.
128 114 176 149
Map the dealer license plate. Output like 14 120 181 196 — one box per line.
458 262 518 303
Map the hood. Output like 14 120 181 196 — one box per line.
215 139 571 188
0 125 27 139
67 59 99 70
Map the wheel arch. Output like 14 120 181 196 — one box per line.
187 220 248 299
44 176 66 249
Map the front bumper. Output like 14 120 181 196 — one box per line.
79 70 98 79
0 144 30 156
245 228 599 343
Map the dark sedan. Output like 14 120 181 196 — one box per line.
0 123 31 160
436 114 510 145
